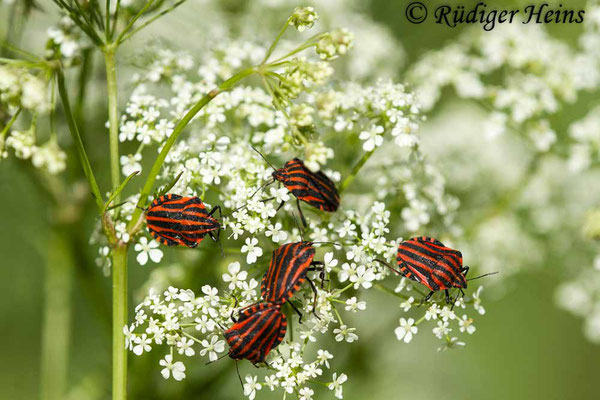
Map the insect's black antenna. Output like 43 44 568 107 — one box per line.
217 236 224 258
291 213 305 242
467 272 498 281
106 201 129 212
311 241 343 249
250 145 277 171
222 179 276 219
235 360 243 388
204 352 230 365
374 258 402 275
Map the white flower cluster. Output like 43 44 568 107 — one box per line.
46 15 88 65
556 259 600 342
567 106 600 172
393 285 485 350
0 65 50 114
406 20 597 155
107 16 491 397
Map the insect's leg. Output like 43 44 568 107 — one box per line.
276 201 285 211
462 266 470 277
288 301 304 324
445 289 451 305
260 197 275 203
296 198 307 228
305 277 321 320
235 360 243 388
451 288 465 310
208 205 222 217
230 297 240 322
419 291 435 306
308 261 328 288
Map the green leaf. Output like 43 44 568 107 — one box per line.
103 170 139 213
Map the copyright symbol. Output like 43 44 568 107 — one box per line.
406 2 427 24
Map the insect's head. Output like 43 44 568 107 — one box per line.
271 168 285 182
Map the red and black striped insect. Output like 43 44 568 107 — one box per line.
378 236 495 305
261 241 325 321
252 148 340 227
224 302 287 364
145 194 221 248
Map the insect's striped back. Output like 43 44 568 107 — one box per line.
146 194 220 247
225 303 287 364
396 236 465 291
261 242 316 304
274 158 340 212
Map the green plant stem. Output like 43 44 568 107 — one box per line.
127 67 256 232
40 226 74 400
104 46 121 201
260 18 290 65
339 150 374 194
56 68 104 211
112 245 128 400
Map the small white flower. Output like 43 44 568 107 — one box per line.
243 375 262 400
133 334 152 355
333 324 358 343
323 252 338 273
317 349 334 368
120 153 142 176
458 315 476 334
177 338 195 356
299 386 314 400
395 318 418 343
159 354 186 381
399 296 414 312
123 324 135 350
359 125 384 152
200 335 225 361
344 297 366 312
194 315 216 333
328 372 348 399
432 321 451 339
134 237 163 265
241 237 263 264
222 262 248 290
265 222 288 243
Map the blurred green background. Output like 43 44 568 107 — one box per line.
1 0 599 399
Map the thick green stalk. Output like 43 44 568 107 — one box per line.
127 67 256 232
56 68 104 211
40 227 74 400
104 47 121 201
112 245 128 400
339 150 374 194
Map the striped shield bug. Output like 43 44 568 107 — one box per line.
224 302 287 364
251 147 340 227
377 236 496 306
261 241 327 321
145 194 221 248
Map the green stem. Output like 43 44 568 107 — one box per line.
373 282 410 300
75 48 93 132
0 107 22 153
56 68 104 212
260 18 291 65
127 67 256 233
40 227 74 400
104 46 121 201
112 245 128 400
339 150 374 194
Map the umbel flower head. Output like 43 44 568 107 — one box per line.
289 6 319 32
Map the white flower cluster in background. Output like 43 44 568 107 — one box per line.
0 64 67 173
46 15 89 65
556 259 600 342
407 15 600 159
